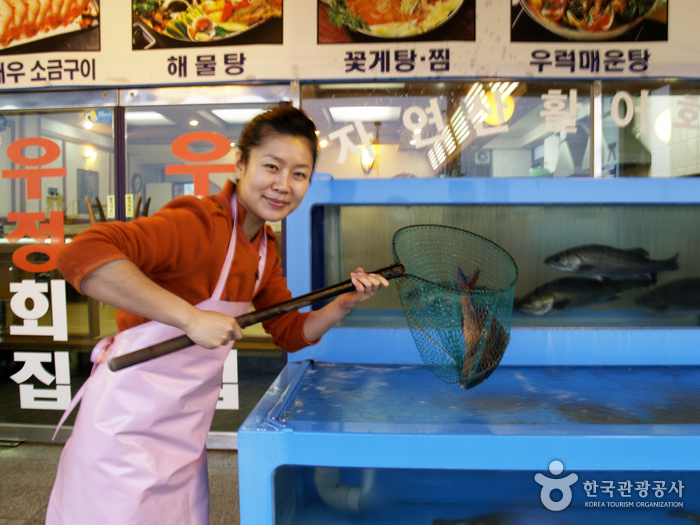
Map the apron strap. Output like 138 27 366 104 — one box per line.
213 191 266 300
253 232 267 297
52 337 113 440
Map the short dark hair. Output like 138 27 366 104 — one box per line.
237 104 318 170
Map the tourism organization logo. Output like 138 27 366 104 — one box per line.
535 460 578 511
534 460 686 512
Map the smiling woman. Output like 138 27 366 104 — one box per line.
45 104 392 525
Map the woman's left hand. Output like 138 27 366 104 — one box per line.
337 267 390 312
302 267 391 342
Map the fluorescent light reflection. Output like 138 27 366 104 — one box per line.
329 106 402 122
211 108 266 124
125 111 176 126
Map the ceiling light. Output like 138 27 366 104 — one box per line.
319 139 328 148
654 108 672 144
329 106 401 122
125 111 176 125
190 120 199 126
211 108 266 124
83 120 93 130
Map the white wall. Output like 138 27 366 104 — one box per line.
491 149 532 178
316 144 433 179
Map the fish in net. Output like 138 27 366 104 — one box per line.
392 225 519 389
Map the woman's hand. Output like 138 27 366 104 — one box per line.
336 267 391 314
182 309 243 349
83 260 244 349
302 267 390 342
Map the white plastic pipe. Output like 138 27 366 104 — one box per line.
314 467 363 512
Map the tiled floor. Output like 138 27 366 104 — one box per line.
0 442 241 525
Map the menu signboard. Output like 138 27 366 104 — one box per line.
0 0 691 91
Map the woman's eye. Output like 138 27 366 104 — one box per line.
265 163 279 171
294 172 309 179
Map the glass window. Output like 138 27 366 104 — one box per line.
0 104 117 427
125 103 274 216
301 81 592 179
601 82 700 178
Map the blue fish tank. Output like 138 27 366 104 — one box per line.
238 81 700 525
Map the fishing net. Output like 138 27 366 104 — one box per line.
392 225 519 389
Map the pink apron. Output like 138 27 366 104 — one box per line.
46 194 266 525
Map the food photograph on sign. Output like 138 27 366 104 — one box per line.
0 0 100 56
318 0 475 43
511 0 667 42
132 0 282 49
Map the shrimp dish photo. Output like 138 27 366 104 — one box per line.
522 0 661 39
0 0 99 49
133 0 281 42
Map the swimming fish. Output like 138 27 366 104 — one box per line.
544 244 679 281
634 277 700 314
456 267 509 389
515 277 651 315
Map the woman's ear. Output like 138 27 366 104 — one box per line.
234 150 244 176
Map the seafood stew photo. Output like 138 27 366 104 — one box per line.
514 0 667 41
321 0 465 39
133 0 281 43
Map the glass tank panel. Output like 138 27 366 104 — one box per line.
273 464 695 525
311 204 700 329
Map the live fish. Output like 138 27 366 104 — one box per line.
544 244 679 281
456 267 509 389
515 277 651 315
634 277 700 313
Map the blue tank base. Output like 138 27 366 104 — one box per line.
238 361 700 524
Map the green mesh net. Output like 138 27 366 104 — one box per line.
392 225 519 389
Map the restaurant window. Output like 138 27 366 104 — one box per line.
301 81 593 179
601 82 700 178
0 93 117 430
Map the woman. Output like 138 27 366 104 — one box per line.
46 105 389 525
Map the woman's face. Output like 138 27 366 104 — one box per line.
236 133 314 231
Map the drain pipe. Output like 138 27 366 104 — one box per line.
314 467 364 512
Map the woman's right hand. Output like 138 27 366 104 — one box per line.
183 308 243 349
82 260 244 349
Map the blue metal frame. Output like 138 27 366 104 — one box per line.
239 177 700 525
284 177 700 367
